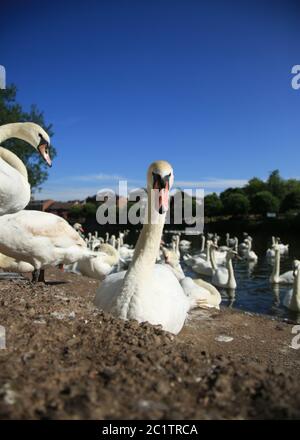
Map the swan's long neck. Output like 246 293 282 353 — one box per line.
209 245 217 270
120 194 166 296
291 269 300 311
272 249 280 281
0 147 28 180
201 235 205 252
226 257 236 288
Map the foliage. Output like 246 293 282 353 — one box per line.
223 193 250 216
204 193 223 217
251 191 280 215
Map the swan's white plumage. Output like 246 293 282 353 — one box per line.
0 123 51 215
0 210 95 269
95 264 190 334
94 160 196 334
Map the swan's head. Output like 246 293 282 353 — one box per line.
73 222 84 233
147 160 174 214
16 122 52 167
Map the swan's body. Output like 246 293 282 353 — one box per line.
269 247 294 285
243 239 258 262
0 210 96 272
0 123 51 215
211 248 237 289
66 243 118 280
163 248 221 310
283 262 300 312
95 161 197 334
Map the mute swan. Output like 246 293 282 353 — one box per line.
94 161 199 335
269 246 294 284
163 248 221 310
267 237 289 257
283 261 300 312
211 247 237 289
191 240 214 276
73 222 85 238
0 122 52 215
179 238 191 250
0 210 97 282
66 243 118 280
243 238 258 262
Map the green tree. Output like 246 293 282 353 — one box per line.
267 170 286 201
280 190 300 213
251 191 280 215
0 84 56 190
244 177 266 199
223 193 250 216
204 193 223 217
220 187 245 204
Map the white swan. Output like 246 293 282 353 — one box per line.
65 243 119 280
163 247 221 310
211 247 237 289
269 245 294 284
243 238 258 262
191 240 214 276
0 210 97 282
283 261 300 312
0 122 51 215
94 161 199 334
179 238 191 250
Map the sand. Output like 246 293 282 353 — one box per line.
0 268 299 420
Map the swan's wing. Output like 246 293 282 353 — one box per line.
138 265 189 334
280 270 294 284
0 160 30 215
94 271 126 310
14 210 86 248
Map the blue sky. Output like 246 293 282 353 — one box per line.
1 0 300 200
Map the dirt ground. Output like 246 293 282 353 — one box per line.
0 268 300 420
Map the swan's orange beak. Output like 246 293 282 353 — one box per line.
38 143 52 167
153 173 170 214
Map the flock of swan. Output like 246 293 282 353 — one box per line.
0 122 299 335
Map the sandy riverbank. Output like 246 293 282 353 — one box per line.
0 268 299 419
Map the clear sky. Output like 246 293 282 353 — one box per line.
1 0 300 200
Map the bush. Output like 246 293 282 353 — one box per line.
251 191 280 215
223 193 250 216
204 193 223 217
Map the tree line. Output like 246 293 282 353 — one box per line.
204 170 300 218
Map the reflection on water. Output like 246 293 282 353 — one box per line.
178 232 300 324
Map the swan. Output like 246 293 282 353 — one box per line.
269 245 294 284
94 161 199 335
73 222 85 238
179 238 191 250
243 238 258 262
283 261 300 312
191 240 214 276
0 210 97 282
116 237 134 262
0 122 51 215
267 237 289 257
211 247 237 289
65 243 119 280
163 248 221 310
